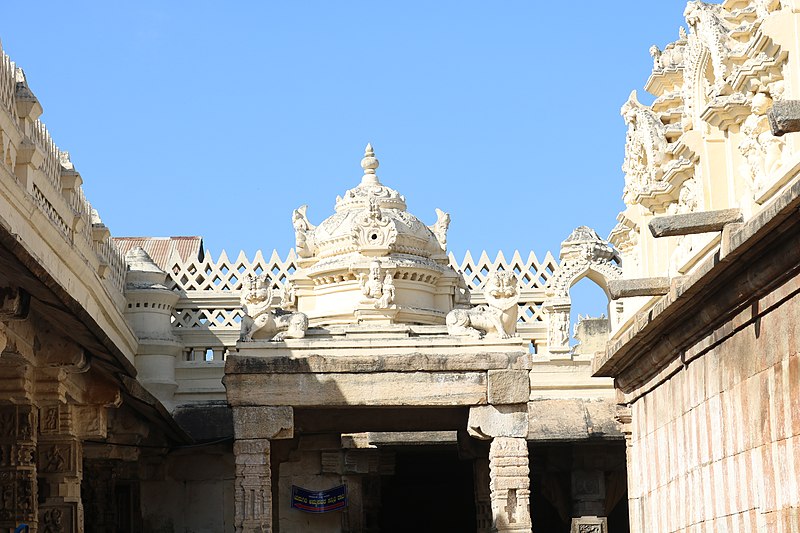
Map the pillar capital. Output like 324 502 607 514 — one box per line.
232 406 293 440
468 404 528 440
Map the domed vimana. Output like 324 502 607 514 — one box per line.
289 143 460 326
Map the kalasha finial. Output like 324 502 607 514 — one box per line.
360 143 381 186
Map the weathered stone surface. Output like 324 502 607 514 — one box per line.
226 371 488 407
173 401 233 441
768 99 800 136
232 406 293 440
648 208 743 237
227 342 530 373
487 370 530 404
526 399 621 440
607 277 670 299
468 404 528 439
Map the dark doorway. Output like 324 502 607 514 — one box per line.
379 446 476 533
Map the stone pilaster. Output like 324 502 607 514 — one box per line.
0 404 37 532
488 437 531 533
231 406 294 533
234 439 272 533
474 457 492 533
38 403 84 533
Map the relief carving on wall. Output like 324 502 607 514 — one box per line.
357 260 395 309
739 92 785 197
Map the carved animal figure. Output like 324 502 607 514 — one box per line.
446 271 520 339
239 274 308 341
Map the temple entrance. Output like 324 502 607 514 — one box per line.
378 445 477 533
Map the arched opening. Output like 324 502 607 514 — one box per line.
568 276 610 351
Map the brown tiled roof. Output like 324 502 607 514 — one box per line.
113 236 204 270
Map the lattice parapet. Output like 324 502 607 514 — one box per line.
448 250 559 291
168 249 298 293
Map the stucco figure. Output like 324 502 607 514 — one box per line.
739 92 785 195
239 273 308 341
446 271 520 339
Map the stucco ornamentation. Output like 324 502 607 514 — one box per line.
239 273 308 341
428 208 450 251
357 260 396 309
739 92 785 195
292 204 316 258
621 90 668 202
446 271 520 339
684 1 733 90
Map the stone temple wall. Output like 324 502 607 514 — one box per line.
626 268 800 531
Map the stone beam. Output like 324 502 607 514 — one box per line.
607 278 670 299
648 208 743 237
768 100 800 136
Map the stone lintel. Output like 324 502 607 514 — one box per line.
768 99 800 136
487 370 530 404
225 372 487 407
648 208 743 237
226 349 529 374
607 278 670 299
468 404 528 440
232 406 293 440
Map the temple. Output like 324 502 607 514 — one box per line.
0 1 799 532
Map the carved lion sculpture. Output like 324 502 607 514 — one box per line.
239 274 308 341
446 271 520 339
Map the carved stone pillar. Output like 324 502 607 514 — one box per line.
234 439 272 533
473 457 492 533
0 404 37 532
231 406 294 533
468 404 531 533
38 403 84 533
488 437 531 533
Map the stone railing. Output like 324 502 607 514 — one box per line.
169 249 558 362
0 45 127 296
0 51 16 121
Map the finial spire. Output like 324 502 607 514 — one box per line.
360 143 381 186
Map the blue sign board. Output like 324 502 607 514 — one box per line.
291 484 347 513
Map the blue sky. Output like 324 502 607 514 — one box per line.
1 2 693 318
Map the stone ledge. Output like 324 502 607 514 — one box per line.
607 278 670 299
768 99 800 136
648 208 743 237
